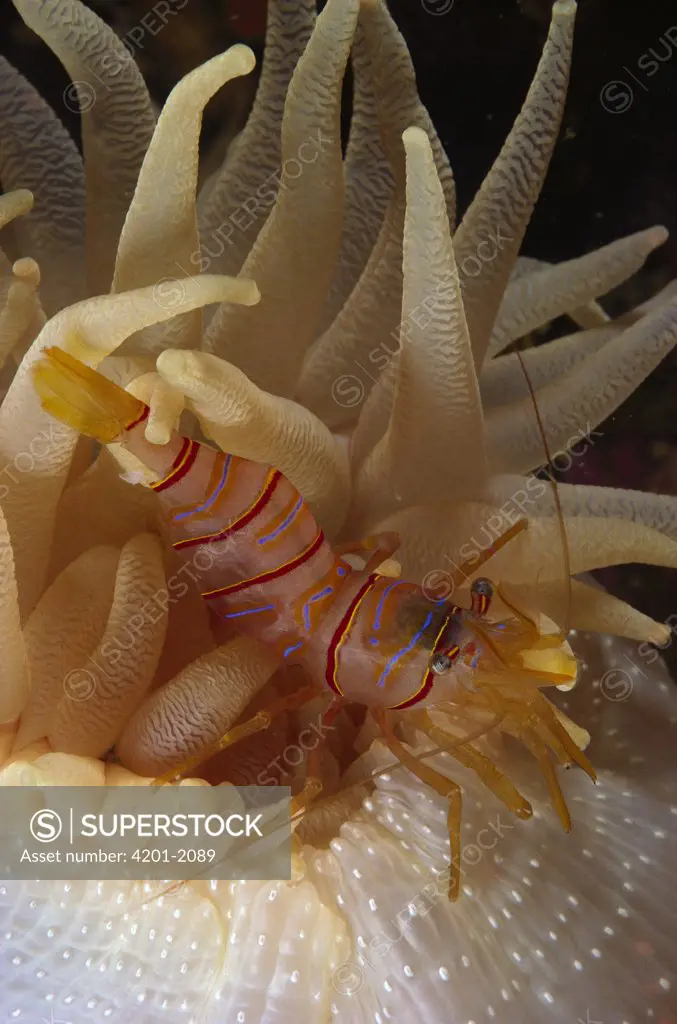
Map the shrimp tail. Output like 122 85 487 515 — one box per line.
31 346 147 444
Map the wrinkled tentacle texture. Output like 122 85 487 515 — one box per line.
0 0 676 1021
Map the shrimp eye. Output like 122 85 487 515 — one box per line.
431 652 453 674
470 578 493 599
470 577 494 618
430 640 461 674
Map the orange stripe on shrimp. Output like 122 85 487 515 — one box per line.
254 491 309 547
389 623 459 711
150 437 200 492
293 560 349 634
171 451 229 521
202 529 325 600
170 452 247 525
326 574 380 697
173 468 282 550
126 405 150 431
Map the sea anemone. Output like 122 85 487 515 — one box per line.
1 0 676 1020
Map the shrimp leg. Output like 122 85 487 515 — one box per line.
153 682 319 785
373 708 464 900
411 710 533 821
290 700 342 817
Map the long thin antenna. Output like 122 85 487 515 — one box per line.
515 349 572 634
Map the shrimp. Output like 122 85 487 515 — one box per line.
32 346 595 899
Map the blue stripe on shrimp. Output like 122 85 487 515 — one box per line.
302 585 333 631
257 495 304 545
174 454 232 522
377 612 434 689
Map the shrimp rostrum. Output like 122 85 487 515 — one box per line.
32 347 595 899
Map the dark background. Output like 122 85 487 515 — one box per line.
4 0 676 281
2 0 677 651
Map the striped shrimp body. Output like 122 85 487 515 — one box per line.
33 347 596 899
127 421 346 659
93 400 507 714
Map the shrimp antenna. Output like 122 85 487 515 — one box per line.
515 349 572 635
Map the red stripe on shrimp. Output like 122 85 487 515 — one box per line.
388 616 458 711
151 438 200 493
173 468 282 550
326 575 380 697
126 405 150 431
203 529 325 600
